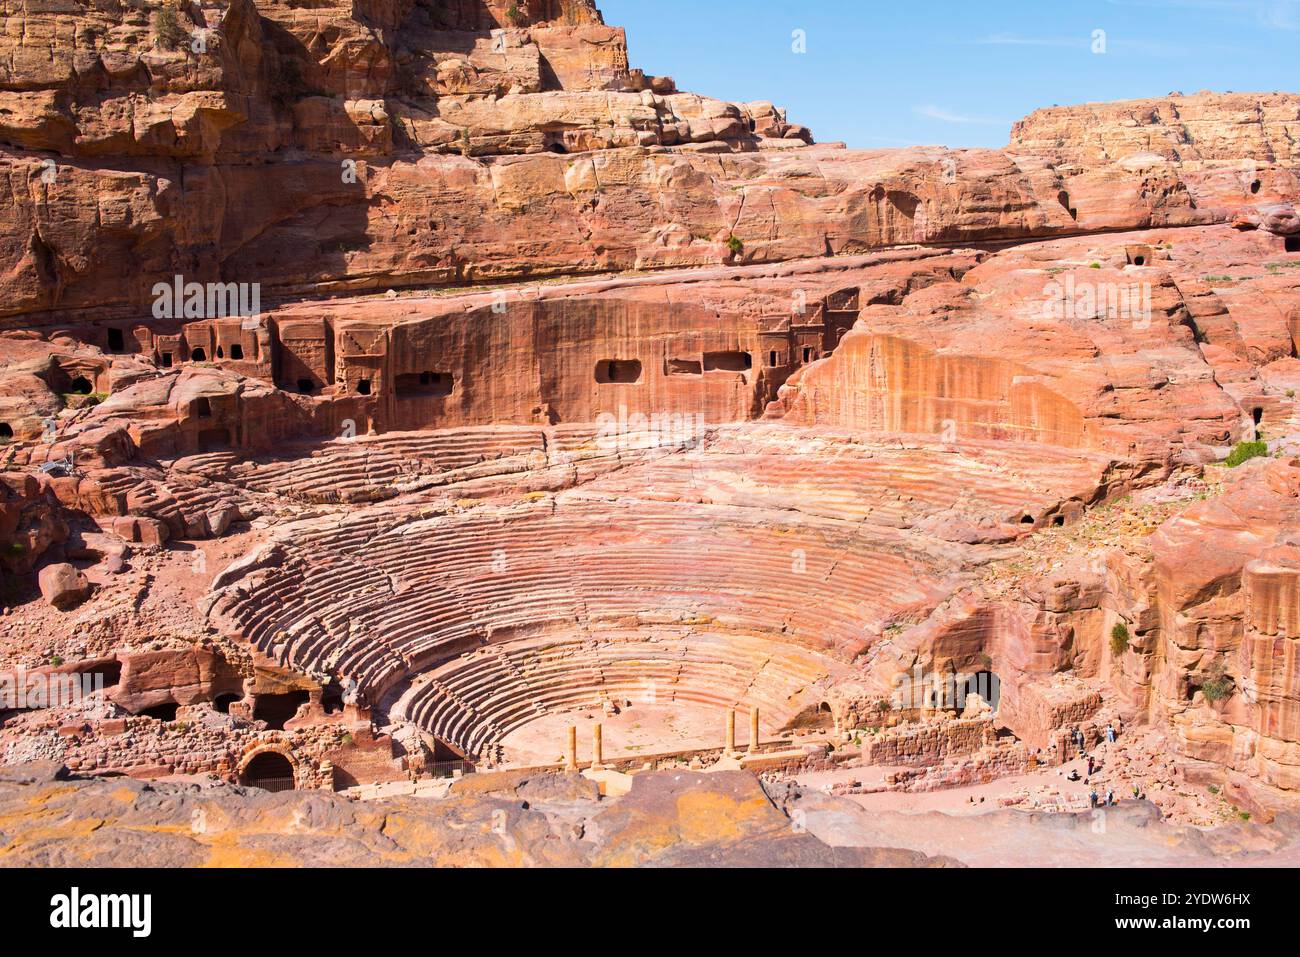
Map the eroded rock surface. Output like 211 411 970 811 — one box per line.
0 1 1299 866
0 763 950 867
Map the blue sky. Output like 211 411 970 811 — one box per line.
600 0 1298 149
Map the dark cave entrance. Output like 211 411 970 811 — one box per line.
253 691 310 730
240 751 296 792
959 671 1000 710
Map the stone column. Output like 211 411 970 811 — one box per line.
748 706 760 754
566 725 578 771
591 723 604 771
725 709 736 754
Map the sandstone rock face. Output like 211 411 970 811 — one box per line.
1011 93 1300 168
1 0 1300 865
0 0 1291 321
0 764 954 867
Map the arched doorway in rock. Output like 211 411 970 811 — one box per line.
69 376 93 395
213 692 242 714
239 751 296 792
959 671 1000 710
816 700 837 731
139 701 179 721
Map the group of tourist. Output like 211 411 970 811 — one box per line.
1066 723 1124 810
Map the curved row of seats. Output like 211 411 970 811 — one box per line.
395 631 843 758
206 425 1113 751
208 494 936 712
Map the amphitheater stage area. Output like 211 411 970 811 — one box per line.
497 702 744 768
396 630 846 766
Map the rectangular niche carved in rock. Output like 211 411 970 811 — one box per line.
595 359 643 383
702 351 752 373
396 371 454 397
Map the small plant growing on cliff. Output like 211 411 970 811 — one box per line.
1110 622 1130 657
1223 440 1267 468
1201 660 1233 702
726 235 744 256
505 3 527 26
154 4 189 52
48 655 63 666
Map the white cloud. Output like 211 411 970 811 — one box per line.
975 33 1089 49
1261 0 1299 28
972 31 1190 56
913 104 1009 126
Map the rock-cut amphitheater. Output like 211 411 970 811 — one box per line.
2 0 1300 866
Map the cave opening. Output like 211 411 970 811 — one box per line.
0 423 11 440
139 702 179 721
240 751 296 792
356 378 372 396
1287 236 1300 253
297 379 315 395
253 690 310 730
91 661 122 688
190 347 207 362
213 692 241 714
321 684 345 715
229 343 244 360
960 671 1000 710
702 351 752 373
666 357 703 376
69 376 92 394
198 428 230 452
595 359 643 384
106 328 125 352
396 371 454 396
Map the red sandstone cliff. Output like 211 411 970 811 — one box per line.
2 1 1300 815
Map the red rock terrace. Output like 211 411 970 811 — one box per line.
0 0 1299 840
